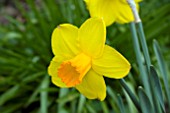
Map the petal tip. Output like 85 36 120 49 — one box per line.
47 66 52 76
88 17 105 24
57 25 61 28
56 24 67 29
98 93 106 101
54 24 65 30
56 24 78 29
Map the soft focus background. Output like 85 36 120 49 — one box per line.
0 0 170 113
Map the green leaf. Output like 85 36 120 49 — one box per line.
107 86 120 113
0 85 20 106
77 95 86 113
150 66 165 112
119 79 141 111
117 94 125 113
123 81 138 113
153 40 170 108
86 102 97 113
56 91 79 105
138 87 154 113
0 103 23 113
101 101 109 113
40 75 49 113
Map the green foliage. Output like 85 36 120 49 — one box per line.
138 87 154 113
0 0 169 113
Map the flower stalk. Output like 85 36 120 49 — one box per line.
127 0 151 71
129 22 152 102
137 23 151 71
126 0 166 113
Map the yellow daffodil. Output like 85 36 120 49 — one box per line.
84 0 141 26
48 18 130 100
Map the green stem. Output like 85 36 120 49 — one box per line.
119 79 141 112
129 22 152 101
127 0 151 71
137 23 151 71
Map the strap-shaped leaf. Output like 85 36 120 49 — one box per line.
150 66 165 112
153 40 170 109
138 87 154 113
117 94 125 113
119 79 141 111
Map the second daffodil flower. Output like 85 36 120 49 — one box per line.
84 0 141 26
48 18 130 101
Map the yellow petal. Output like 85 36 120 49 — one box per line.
116 0 141 23
136 0 142 2
79 18 106 58
76 69 106 101
52 24 80 58
115 0 138 23
85 0 117 26
84 0 90 9
92 45 131 79
48 56 67 88
85 0 141 25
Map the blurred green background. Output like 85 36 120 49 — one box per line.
0 0 170 113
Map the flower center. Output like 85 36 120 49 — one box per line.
58 53 91 87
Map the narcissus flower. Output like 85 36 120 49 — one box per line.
84 0 141 26
48 18 130 100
